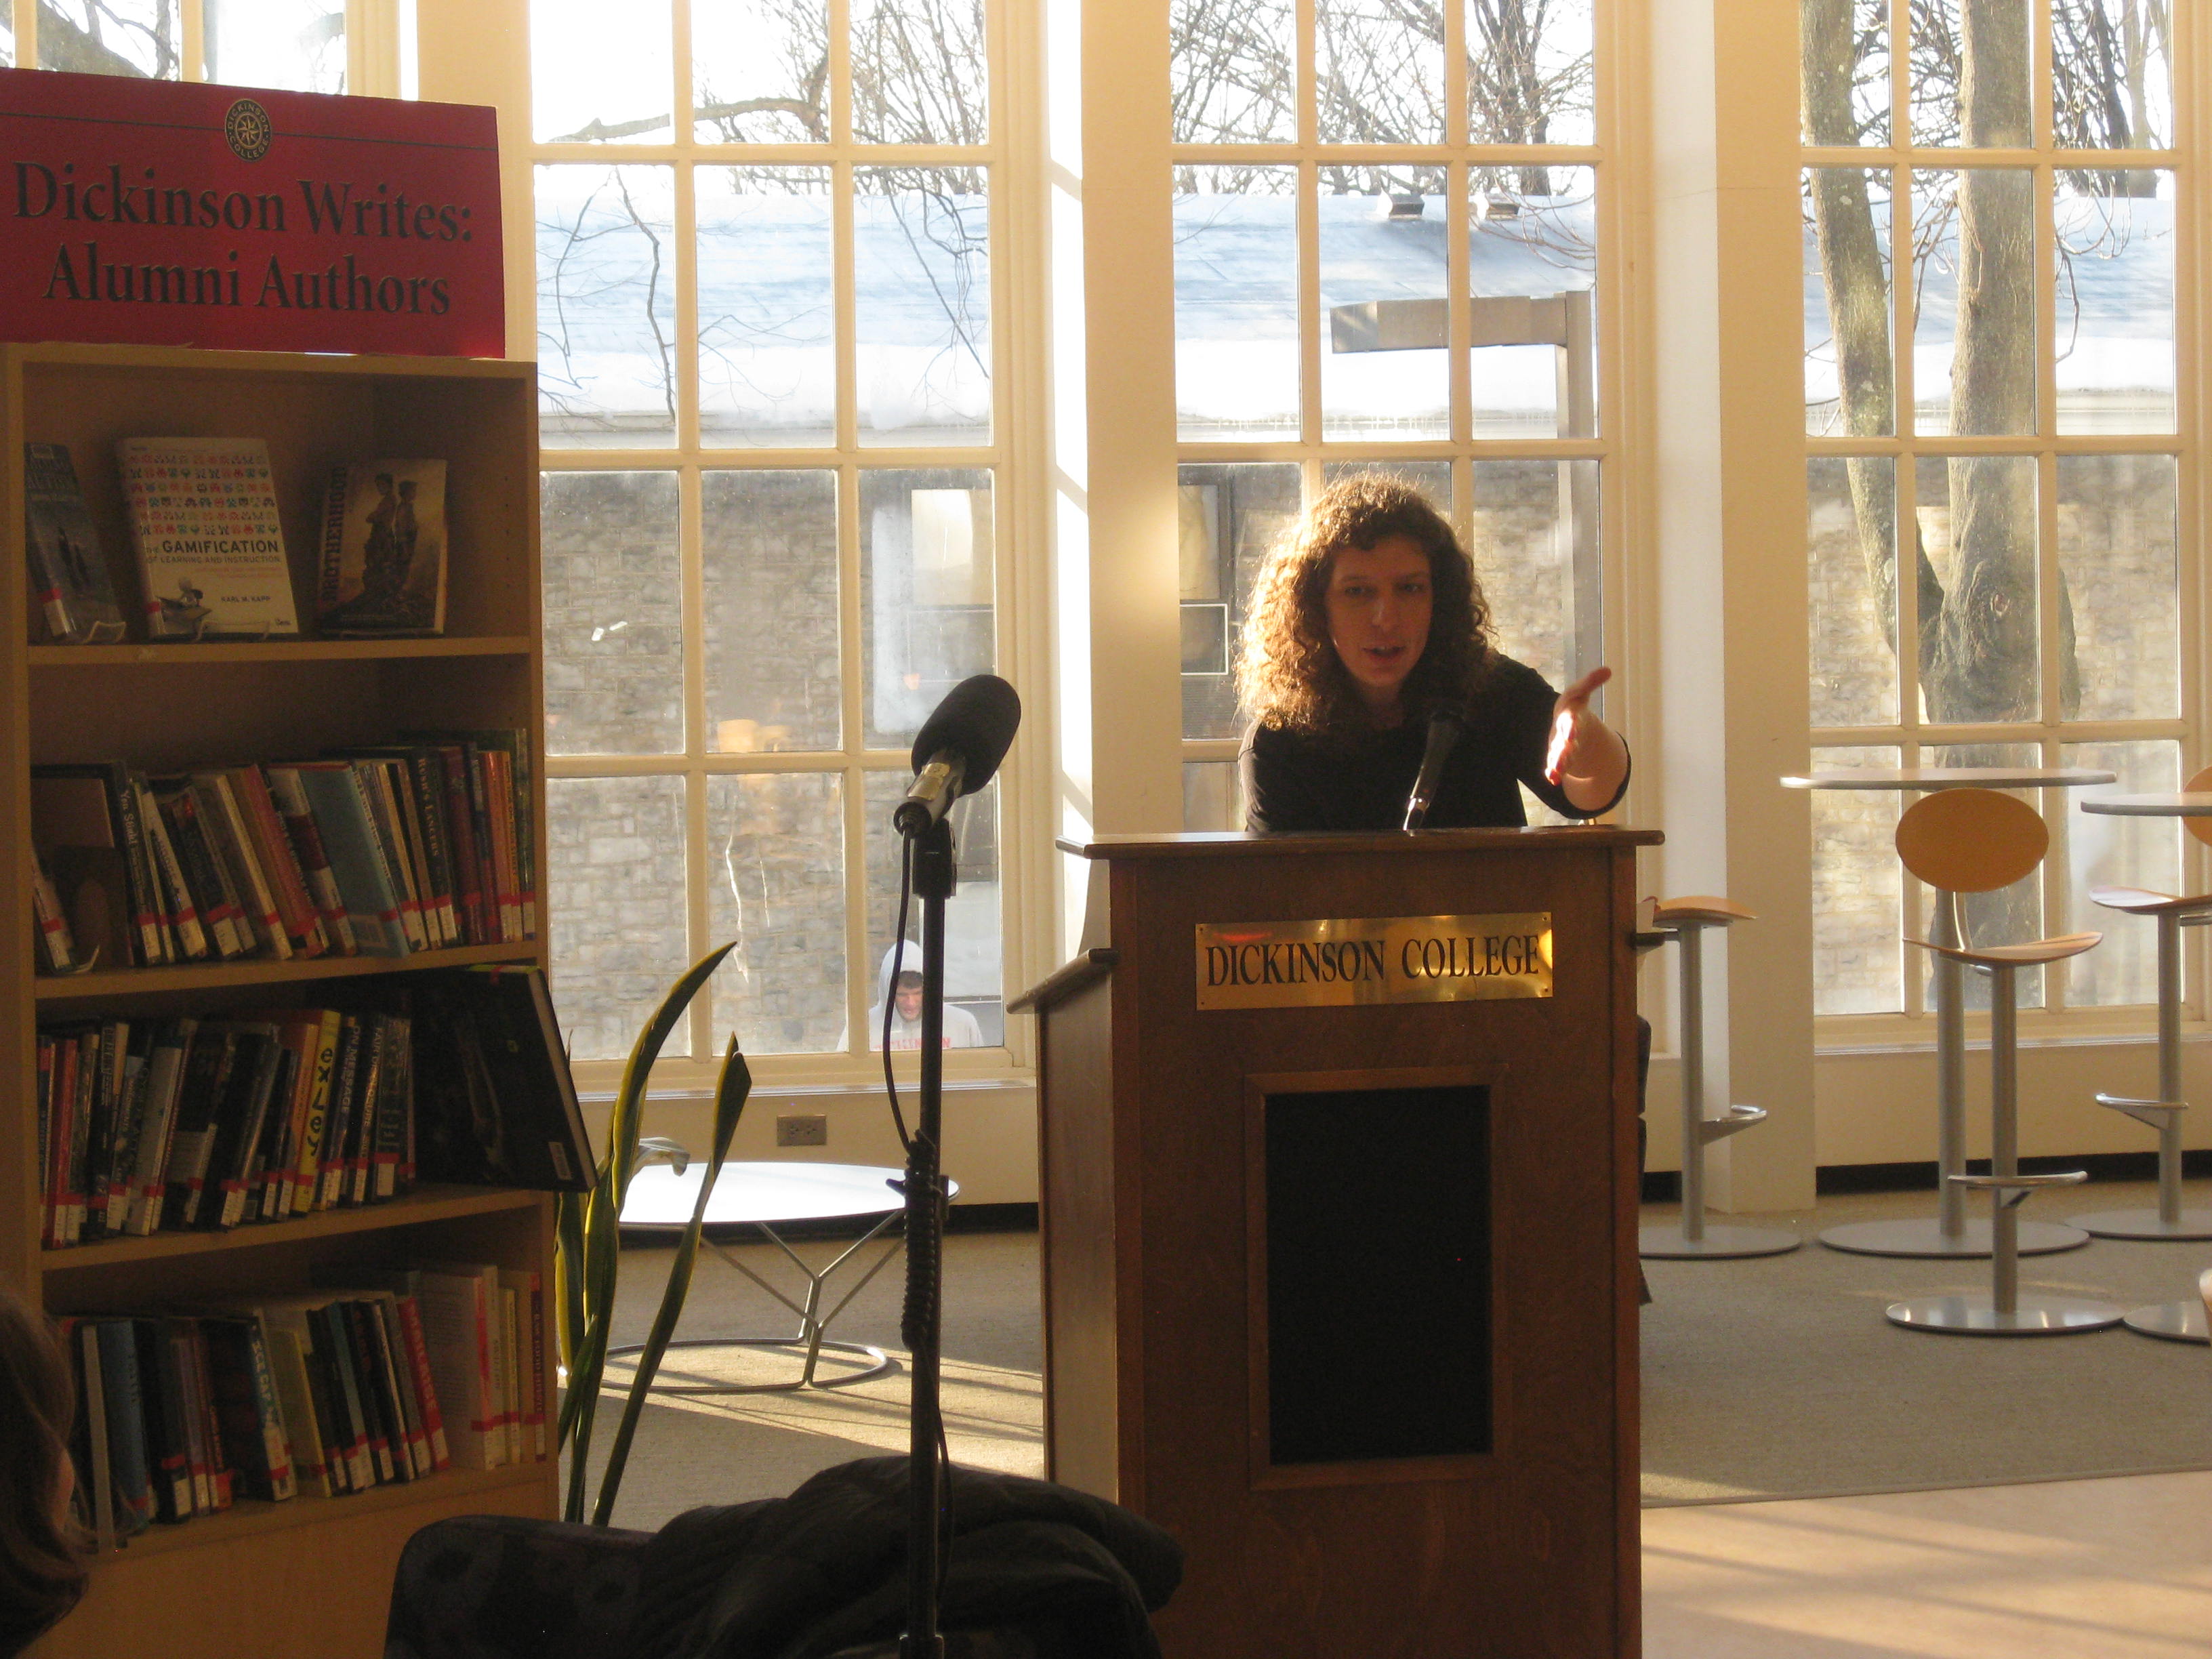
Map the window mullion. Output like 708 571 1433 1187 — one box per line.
1447 159 1471 449
181 0 204 78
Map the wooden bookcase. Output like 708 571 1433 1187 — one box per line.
1 343 558 1659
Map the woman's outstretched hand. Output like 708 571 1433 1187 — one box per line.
1544 665 1629 809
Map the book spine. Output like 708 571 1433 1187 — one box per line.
310 1305 375 1490
163 1322 208 1517
199 775 291 960
67 1030 98 1244
158 786 249 958
485 751 522 941
241 1319 296 1500
372 1013 409 1200
104 768 169 965
293 764 409 958
368 1300 430 1479
35 1038 56 1247
30 849 77 972
126 1019 194 1235
293 1010 342 1215
230 767 327 956
319 1019 362 1210
77 1325 117 1550
403 756 462 947
136 777 209 960
94 1321 156 1536
262 766 359 955
392 1296 451 1471
430 746 487 945
42 1036 73 1247
260 1326 330 1498
134 1320 193 1523
355 763 430 951
317 464 350 615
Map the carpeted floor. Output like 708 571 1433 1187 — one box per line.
1640 1180 2212 1506
575 1178 2212 1531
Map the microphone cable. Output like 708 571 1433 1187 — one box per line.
880 833 917 1156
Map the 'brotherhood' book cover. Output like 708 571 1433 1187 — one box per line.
316 460 447 636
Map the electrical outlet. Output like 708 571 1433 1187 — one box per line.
776 1113 828 1148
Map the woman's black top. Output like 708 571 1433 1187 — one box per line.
1239 654 1629 833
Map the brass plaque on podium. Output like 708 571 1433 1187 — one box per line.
1195 914 1552 1009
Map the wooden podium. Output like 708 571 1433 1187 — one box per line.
1017 826 1660 1659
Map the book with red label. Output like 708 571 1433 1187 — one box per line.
24 442 126 644
223 765 329 957
261 764 359 955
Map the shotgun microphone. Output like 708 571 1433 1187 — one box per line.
1402 700 1467 830
894 674 1022 836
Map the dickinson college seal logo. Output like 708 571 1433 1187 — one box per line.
224 98 272 161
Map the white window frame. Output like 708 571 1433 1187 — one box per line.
1170 0 1638 806
1803 0 2201 1048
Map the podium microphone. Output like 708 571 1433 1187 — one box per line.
895 674 1021 836
1402 701 1467 830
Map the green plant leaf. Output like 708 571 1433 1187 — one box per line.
592 1038 752 1526
559 941 737 1523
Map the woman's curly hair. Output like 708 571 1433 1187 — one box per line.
0 1288 87 1659
1235 473 1494 734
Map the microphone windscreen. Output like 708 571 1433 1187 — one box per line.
908 673 1023 791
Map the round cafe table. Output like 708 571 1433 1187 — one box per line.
1782 766 2114 1258
611 1161 959 1391
2074 792 2212 1345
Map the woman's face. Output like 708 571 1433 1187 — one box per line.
1323 535 1433 714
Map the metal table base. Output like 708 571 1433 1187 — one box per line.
1818 1216 2089 1258
1885 1293 2126 1336
1639 1223 1800 1260
2068 1207 2212 1242
609 1210 907 1395
2121 1300 2211 1344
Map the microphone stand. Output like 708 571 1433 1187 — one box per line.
900 814 956 1658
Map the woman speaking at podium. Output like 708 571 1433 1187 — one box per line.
1237 473 1629 832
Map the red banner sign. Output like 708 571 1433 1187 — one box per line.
0 68 504 356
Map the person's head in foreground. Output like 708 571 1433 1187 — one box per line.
1237 473 1494 733
0 1287 87 1659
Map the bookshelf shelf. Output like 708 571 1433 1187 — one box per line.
27 637 536 668
34 941 541 1001
38 1185 545 1273
94 1460 552 1562
5 342 556 1659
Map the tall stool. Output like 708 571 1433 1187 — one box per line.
1883 790 2125 1336
1637 896 1798 1260
2073 764 2212 1253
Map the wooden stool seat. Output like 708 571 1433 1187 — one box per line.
1650 895 1758 928
2087 884 2212 917
1906 931 2102 969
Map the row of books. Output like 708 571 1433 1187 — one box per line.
26 438 450 643
64 1265 545 1550
37 1008 415 1249
29 733 536 972
37 968 596 1251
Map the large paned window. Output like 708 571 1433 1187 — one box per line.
531 0 1009 1067
1170 0 1614 827
1802 0 2189 1021
6 0 349 86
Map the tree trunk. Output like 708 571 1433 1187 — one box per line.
1803 0 1920 659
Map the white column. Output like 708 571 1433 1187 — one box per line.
1645 0 1817 1211
416 0 535 360
1041 0 1186 956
